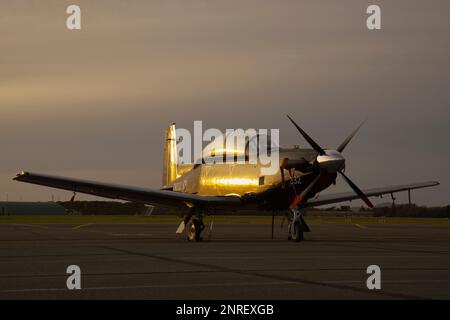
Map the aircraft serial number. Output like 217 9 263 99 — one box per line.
289 176 302 185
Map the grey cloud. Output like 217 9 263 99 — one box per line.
0 0 449 205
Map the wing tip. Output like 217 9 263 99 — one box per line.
423 180 440 187
13 171 28 181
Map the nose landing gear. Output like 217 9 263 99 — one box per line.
287 208 310 242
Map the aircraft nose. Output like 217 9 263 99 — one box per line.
317 150 345 172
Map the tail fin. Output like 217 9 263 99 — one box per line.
162 123 178 187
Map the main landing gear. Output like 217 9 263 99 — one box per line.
187 216 205 242
287 208 310 242
176 210 206 242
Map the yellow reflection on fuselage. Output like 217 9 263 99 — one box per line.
203 177 259 187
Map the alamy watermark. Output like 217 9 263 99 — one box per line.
175 121 280 176
366 265 381 290
65 4 381 32
66 265 81 290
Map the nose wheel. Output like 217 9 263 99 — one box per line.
287 208 309 242
288 221 304 242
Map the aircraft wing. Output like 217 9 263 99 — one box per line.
13 171 241 209
305 181 440 208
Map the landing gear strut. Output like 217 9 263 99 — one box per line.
187 216 205 241
287 208 310 242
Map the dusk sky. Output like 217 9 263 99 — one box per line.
1 0 449 206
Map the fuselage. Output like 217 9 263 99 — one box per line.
169 148 336 210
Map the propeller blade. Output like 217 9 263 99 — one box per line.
336 119 366 153
286 115 326 155
338 171 374 208
289 173 322 209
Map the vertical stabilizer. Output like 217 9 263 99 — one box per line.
162 123 178 187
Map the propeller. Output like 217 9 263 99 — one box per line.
338 171 373 208
336 119 366 153
286 115 374 209
287 115 325 155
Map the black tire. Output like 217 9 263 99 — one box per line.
187 219 204 242
287 224 292 240
290 221 304 242
187 222 197 241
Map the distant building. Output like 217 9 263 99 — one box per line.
0 202 66 216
